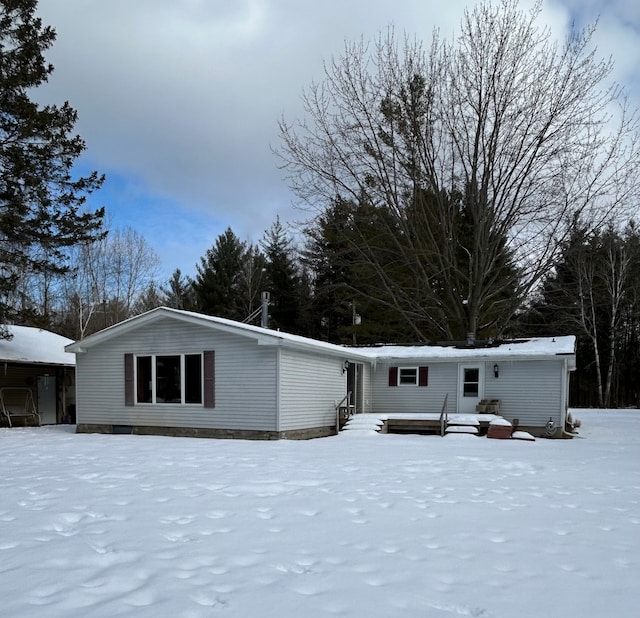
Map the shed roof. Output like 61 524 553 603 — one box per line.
0 325 75 367
65 307 575 365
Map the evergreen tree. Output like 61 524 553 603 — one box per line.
302 199 354 342
163 268 195 310
192 228 247 320
261 217 302 333
132 281 163 315
303 198 417 344
0 0 104 334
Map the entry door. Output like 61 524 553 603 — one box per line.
458 364 484 413
37 375 57 424
346 363 364 413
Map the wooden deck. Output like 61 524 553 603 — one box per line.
342 412 503 436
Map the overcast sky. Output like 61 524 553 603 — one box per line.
36 0 640 279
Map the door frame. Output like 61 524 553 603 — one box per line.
346 362 364 413
457 363 485 413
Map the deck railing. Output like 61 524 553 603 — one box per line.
439 394 449 436
335 391 353 433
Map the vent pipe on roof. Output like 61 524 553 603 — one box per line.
466 332 475 346
261 291 270 329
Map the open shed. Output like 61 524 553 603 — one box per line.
0 325 75 426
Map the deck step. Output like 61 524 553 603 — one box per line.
445 424 479 435
341 415 385 433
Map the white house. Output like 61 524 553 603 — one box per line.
64 307 576 439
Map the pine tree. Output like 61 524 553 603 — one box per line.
193 228 247 320
0 0 105 334
261 217 302 333
163 268 195 310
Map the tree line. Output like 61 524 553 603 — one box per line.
2 0 639 407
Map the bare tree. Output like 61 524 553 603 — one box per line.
278 0 640 340
60 225 160 338
237 244 266 320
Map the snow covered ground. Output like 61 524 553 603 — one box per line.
1 409 638 618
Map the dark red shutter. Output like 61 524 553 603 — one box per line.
388 367 398 387
419 366 429 387
124 353 134 406
203 350 215 408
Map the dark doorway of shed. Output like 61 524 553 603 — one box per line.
346 363 364 413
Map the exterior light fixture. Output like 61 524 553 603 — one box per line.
493 364 499 378
343 360 350 373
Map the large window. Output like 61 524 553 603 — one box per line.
135 354 203 405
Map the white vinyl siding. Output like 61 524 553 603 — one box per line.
75 317 278 431
278 348 346 431
371 362 456 414
484 359 565 427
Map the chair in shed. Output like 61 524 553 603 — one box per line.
0 387 40 427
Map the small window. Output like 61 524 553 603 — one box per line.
399 367 418 385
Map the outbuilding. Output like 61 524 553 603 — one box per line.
0 325 75 426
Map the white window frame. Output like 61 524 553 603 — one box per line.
398 366 419 386
134 353 204 406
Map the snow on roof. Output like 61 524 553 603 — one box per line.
0 325 75 366
352 335 576 361
65 307 374 362
65 307 575 363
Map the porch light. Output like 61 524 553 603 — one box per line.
493 364 499 378
343 360 350 373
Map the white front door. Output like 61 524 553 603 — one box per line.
458 364 484 413
37 375 57 424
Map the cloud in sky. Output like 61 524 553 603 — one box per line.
35 0 639 278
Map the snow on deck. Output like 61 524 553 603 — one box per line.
345 412 501 424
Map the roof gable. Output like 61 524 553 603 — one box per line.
64 307 373 361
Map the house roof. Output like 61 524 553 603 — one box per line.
353 336 576 362
64 307 374 362
65 307 575 365
0 325 75 367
